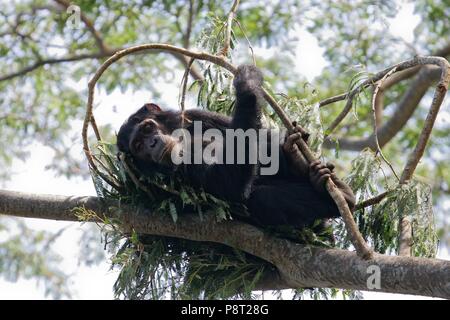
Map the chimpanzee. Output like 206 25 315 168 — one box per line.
117 65 355 228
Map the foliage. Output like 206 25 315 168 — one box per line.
81 27 353 297
276 94 324 155
81 142 272 299
0 0 302 179
0 0 447 299
0 219 70 298
372 181 436 257
293 287 363 300
339 150 437 257
84 135 345 299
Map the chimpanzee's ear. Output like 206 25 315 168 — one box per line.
143 103 161 112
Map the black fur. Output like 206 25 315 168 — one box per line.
117 65 343 228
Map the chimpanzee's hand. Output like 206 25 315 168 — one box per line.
309 160 334 193
291 124 310 143
282 127 311 177
233 65 263 95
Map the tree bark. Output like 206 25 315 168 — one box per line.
0 189 449 299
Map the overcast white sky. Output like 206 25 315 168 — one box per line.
0 3 446 300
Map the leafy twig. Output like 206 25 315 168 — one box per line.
354 190 393 211
220 0 240 57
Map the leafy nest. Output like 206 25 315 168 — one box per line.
85 142 335 300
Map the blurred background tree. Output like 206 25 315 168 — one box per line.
0 0 448 298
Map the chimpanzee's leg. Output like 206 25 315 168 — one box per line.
282 132 356 210
246 180 340 227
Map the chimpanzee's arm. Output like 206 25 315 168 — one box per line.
231 65 264 130
201 65 263 202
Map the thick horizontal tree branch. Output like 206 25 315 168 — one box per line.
0 189 449 299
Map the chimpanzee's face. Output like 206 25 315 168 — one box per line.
117 103 177 165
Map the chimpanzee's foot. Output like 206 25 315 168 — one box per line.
309 160 336 193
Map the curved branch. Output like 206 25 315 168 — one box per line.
378 42 450 91
355 190 393 211
319 42 450 109
323 65 442 151
397 57 450 257
399 60 450 183
371 67 400 181
323 57 442 136
0 189 449 299
321 42 450 151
